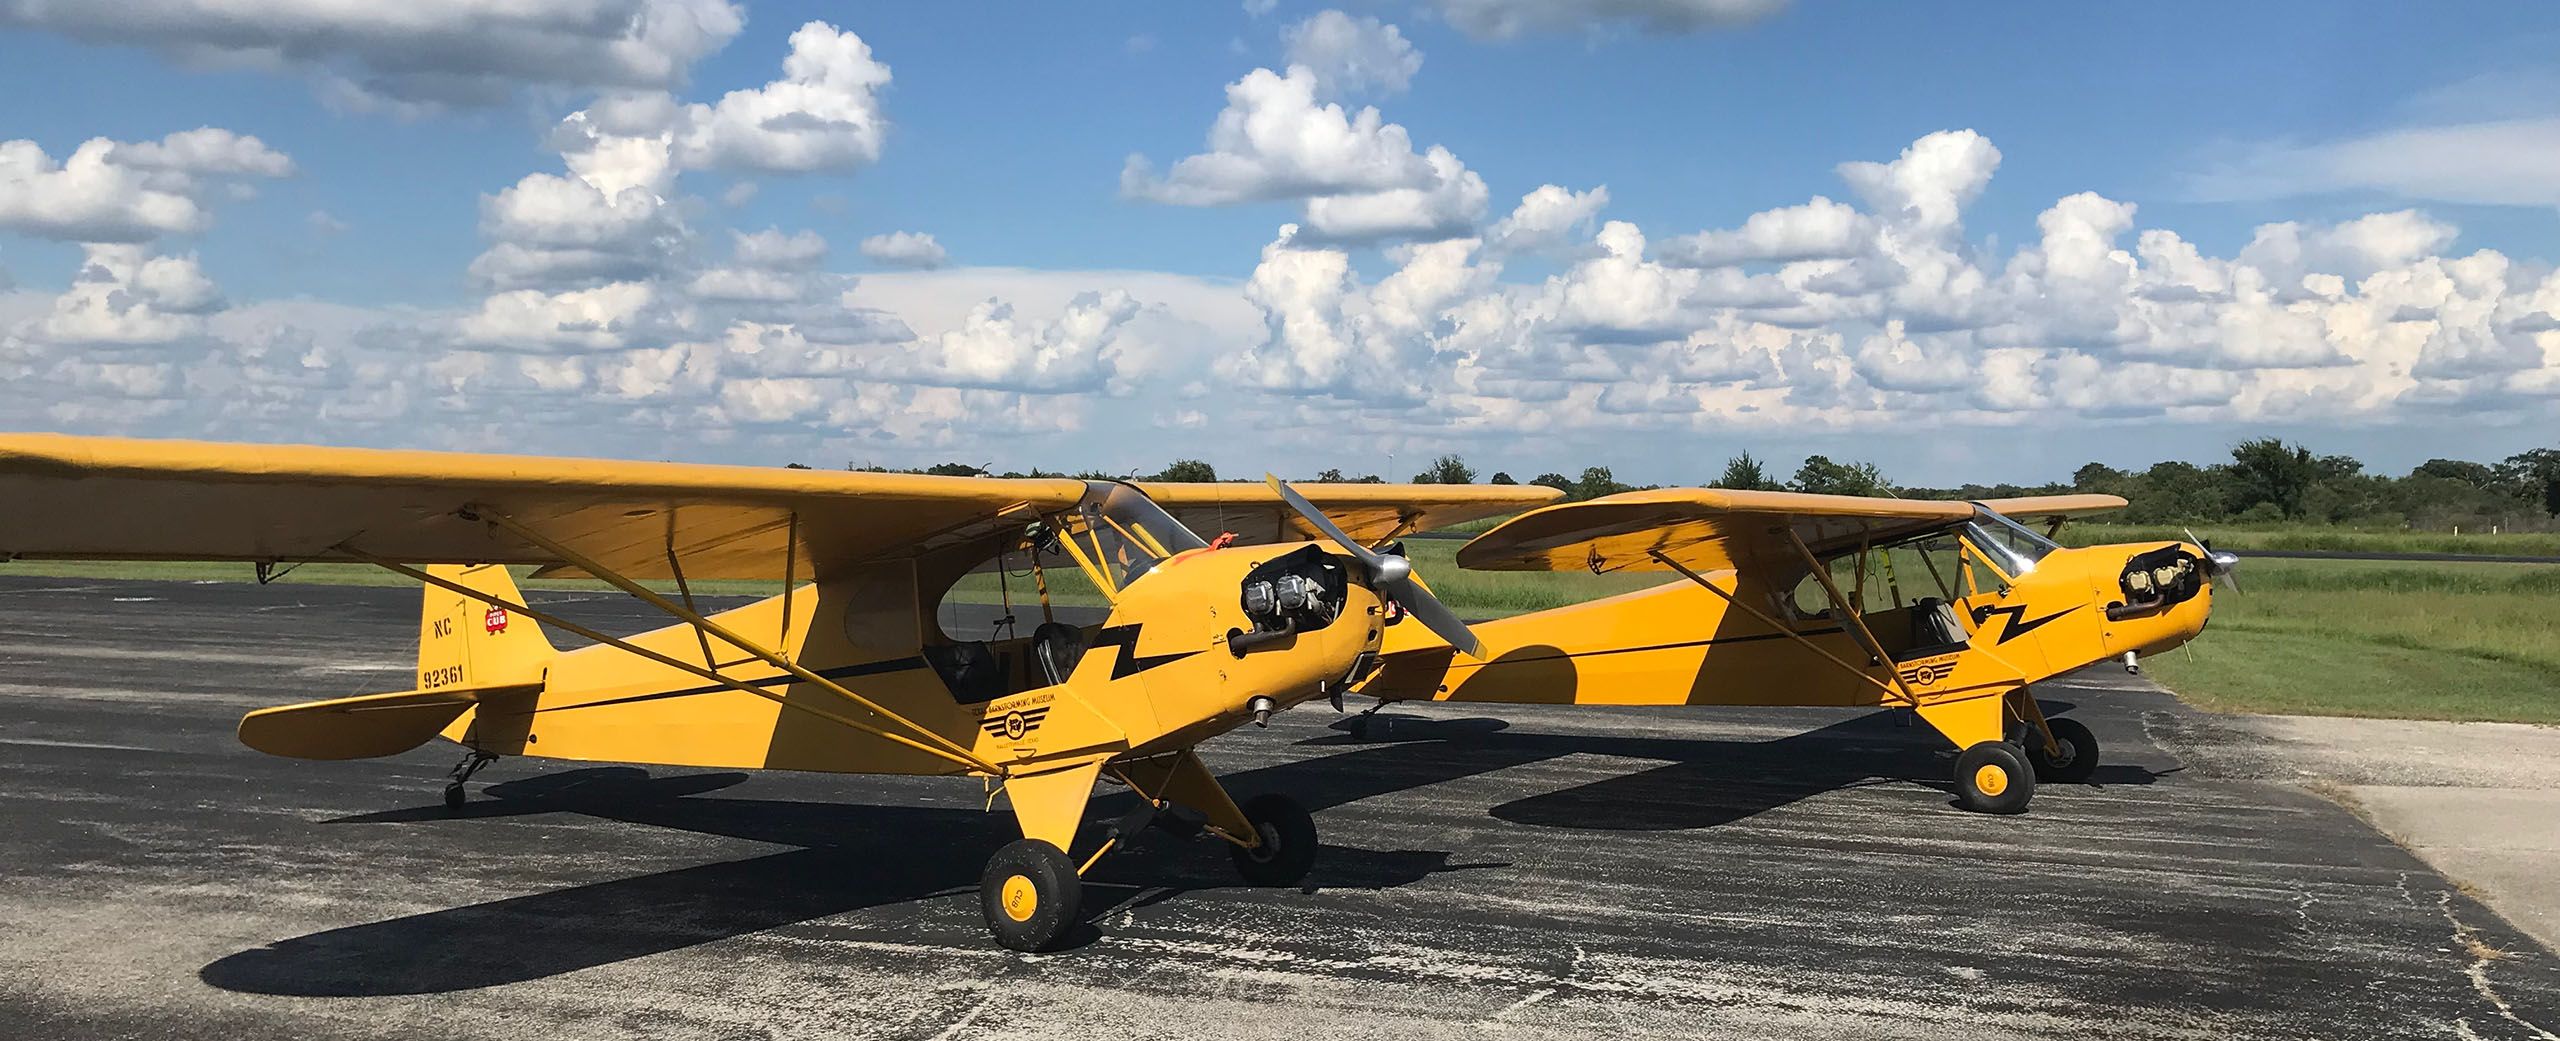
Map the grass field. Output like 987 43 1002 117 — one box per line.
2143 558 2560 724
9 547 2557 725
2062 523 2560 557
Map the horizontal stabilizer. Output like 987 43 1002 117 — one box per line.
238 683 538 761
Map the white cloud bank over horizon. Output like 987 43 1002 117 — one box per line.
1 7 2557 484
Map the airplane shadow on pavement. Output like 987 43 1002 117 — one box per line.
197 766 1479 997
199 706 2169 997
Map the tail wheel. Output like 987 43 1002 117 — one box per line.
1228 793 1318 887
980 838 1080 952
1954 740 2035 815
2027 717 2100 784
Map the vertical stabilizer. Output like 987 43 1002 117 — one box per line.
419 563 554 691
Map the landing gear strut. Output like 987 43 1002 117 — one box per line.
443 749 498 811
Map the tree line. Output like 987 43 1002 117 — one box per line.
823 440 2560 531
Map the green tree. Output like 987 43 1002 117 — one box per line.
2071 462 2126 489
1790 455 1890 497
1411 454 1476 485
1713 452 1780 490
1489 471 1517 485
2228 438 2319 518
2412 458 2498 487
1531 472 1575 495
1314 467 1348 482
1573 466 1628 501
2499 448 2560 515
1154 459 1217 482
924 462 986 478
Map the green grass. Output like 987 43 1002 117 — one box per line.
2143 558 2560 724
2063 523 2560 557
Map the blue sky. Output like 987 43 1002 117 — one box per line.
3 1 2558 486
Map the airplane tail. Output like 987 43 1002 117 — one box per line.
238 564 553 761
418 563 554 690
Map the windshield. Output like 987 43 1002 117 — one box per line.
1962 505 2059 578
1064 481 1209 593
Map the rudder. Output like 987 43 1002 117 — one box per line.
419 563 554 691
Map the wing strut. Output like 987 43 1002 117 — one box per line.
459 505 1003 776
1645 549 1915 706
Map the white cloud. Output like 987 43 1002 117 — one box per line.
1284 11 1423 95
36 244 222 345
915 291 1141 392
1659 196 1870 267
673 21 892 174
1487 184 1610 255
0 0 747 109
0 129 290 243
2188 116 2560 208
733 228 828 269
1300 145 1487 242
1431 0 1789 39
459 282 661 352
1122 65 1438 206
860 231 949 269
1125 56 1488 245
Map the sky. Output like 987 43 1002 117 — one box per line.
3 1 2559 487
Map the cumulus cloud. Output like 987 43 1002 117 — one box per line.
1431 0 1789 39
1487 184 1610 255
1124 35 1487 245
914 291 1141 392
1659 196 1870 267
0 0 747 110
0 129 291 243
1284 10 1422 95
673 21 892 174
37 245 223 345
860 231 949 269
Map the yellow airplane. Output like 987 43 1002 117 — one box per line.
1355 489 2234 814
0 434 1558 951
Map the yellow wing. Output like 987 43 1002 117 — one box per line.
0 434 1088 580
1977 493 2128 527
1455 488 1978 576
1136 481 1562 546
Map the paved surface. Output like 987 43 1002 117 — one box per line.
4 576 2559 1040
2162 712 2560 955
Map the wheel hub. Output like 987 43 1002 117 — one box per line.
999 874 1038 922
1973 763 2009 797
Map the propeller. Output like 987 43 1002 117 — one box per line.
1265 474 1485 658
2184 527 2242 595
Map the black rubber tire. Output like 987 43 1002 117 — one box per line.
442 782 466 811
980 838 1080 952
2027 716 2100 784
1954 740 2035 815
1228 793 1318 887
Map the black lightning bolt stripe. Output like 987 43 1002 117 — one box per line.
1086 624 1200 679
1969 603 2080 645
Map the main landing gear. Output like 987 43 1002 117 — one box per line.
976 787 1319 952
1931 692 2103 815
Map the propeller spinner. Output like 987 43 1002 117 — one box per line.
1264 474 1486 658
2184 527 2242 594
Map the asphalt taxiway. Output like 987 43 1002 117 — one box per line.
1 575 2555 1039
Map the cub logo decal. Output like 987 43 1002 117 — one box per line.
984 706 1050 741
1897 658 1958 687
483 606 510 635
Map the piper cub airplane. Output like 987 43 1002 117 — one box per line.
0 434 1558 951
1355 489 2237 815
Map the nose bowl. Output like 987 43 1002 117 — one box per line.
2099 542 2217 659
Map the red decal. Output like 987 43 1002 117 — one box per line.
483 606 510 635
